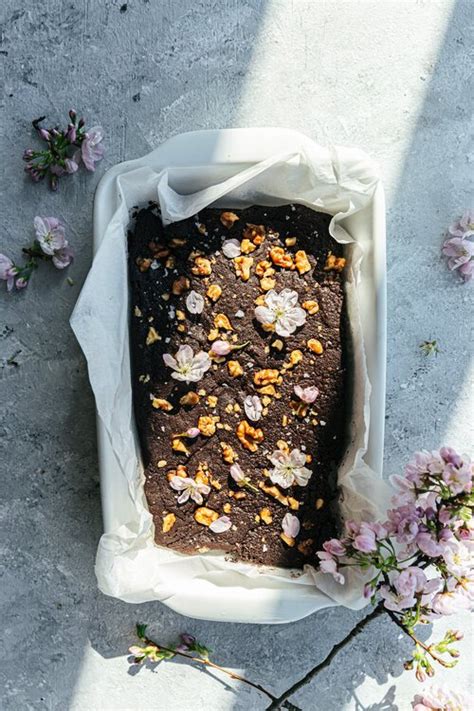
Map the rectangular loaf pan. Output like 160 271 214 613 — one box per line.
82 128 387 623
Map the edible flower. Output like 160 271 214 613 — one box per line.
209 516 232 533
254 289 306 337
169 476 210 505
294 384 319 403
282 512 300 538
163 345 211 383
186 290 205 314
268 448 312 488
243 395 263 422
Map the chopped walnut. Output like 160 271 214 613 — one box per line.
324 253 346 272
258 481 288 505
146 326 161 345
236 420 264 452
287 349 303 368
271 339 284 351
134 306 142 317
177 324 186 333
261 395 272 407
233 490 246 500
288 497 300 510
240 238 257 254
291 401 309 418
171 275 190 295
207 328 220 341
307 338 324 354
243 223 266 245
227 360 243 377
206 284 222 302
220 442 237 463
198 415 217 437
170 237 187 248
172 438 190 455
220 211 240 229
315 497 325 510
136 257 152 272
255 259 273 277
223 502 232 513
206 395 218 408
214 313 233 330
276 439 290 453
149 242 170 259
254 294 266 306
191 256 212 276
260 507 273 525
285 236 297 247
162 513 176 533
269 246 294 269
297 538 314 555
176 309 186 321
151 398 173 412
257 384 277 396
302 300 319 315
280 532 296 547
195 469 210 486
210 477 222 490
260 276 276 291
234 256 253 281
166 464 187 481
254 369 279 386
179 391 200 407
294 250 311 274
194 507 219 526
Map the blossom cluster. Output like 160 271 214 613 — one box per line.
23 110 104 190
0 216 74 291
442 210 474 282
317 447 473 681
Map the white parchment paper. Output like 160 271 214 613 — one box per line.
71 141 391 617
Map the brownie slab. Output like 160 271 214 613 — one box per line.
128 204 348 569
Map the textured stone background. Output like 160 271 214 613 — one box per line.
1 1 473 709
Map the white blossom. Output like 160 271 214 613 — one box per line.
163 345 211 383
222 239 241 258
254 289 306 337
169 476 210 504
268 448 312 488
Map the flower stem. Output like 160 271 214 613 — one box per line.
385 610 452 668
140 634 277 702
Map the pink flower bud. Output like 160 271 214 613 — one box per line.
186 427 200 438
38 128 50 141
211 340 232 356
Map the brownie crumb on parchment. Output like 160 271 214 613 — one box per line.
128 204 348 569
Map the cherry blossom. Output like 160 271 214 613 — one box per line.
254 288 306 337
163 345 211 383
268 448 312 488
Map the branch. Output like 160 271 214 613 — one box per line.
385 610 452 668
266 604 385 710
140 635 277 702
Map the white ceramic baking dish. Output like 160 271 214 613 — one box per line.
92 128 386 622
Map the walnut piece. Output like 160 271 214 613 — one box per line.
234 256 253 281
288 497 300 510
194 507 219 526
240 238 257 254
162 513 176 533
191 256 212 276
297 538 314 555
166 464 187 481
254 369 279 386
255 259 273 277
220 211 240 229
151 398 173 412
214 313 233 330
294 250 311 275
179 391 200 406
258 481 288 505
280 532 296 547
260 507 273 525
198 415 217 437
302 300 319 315
136 257 152 272
227 360 243 377
207 328 220 341
243 223 266 245
307 338 324 354
315 497 325 510
220 442 237 463
324 253 346 272
171 275 190 295
236 420 264 452
206 395 218 408
260 276 276 291
269 246 294 269
206 284 222 302
146 326 161 345
285 236 297 247
223 502 232 513
257 384 277 396
172 438 190 455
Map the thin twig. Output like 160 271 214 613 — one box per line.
141 635 277 702
266 604 385 710
385 610 451 668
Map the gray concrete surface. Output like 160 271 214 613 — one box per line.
1 1 473 709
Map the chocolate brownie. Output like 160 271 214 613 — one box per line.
128 204 348 569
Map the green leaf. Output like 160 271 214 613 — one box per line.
136 623 148 639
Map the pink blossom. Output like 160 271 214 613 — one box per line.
440 447 463 468
379 584 416 612
393 567 427 597
34 216 66 256
209 516 232 533
385 504 421 544
431 590 469 616
210 340 232 356
352 523 378 552
185 427 200 438
442 541 472 577
323 538 346 556
81 126 105 171
416 532 443 558
412 684 472 711
448 209 474 237
0 254 17 291
294 384 319 403
52 244 75 269
15 277 28 289
442 462 473 495
282 513 300 538
458 259 474 281
317 551 345 584
442 236 474 269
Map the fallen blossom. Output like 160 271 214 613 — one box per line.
222 239 241 258
282 512 300 538
169 476 210 505
255 289 306 337
268 448 312 488
294 384 319 403
163 345 211 383
186 290 204 314
412 684 472 710
81 125 105 171
0 254 17 291
244 395 263 422
209 516 232 533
